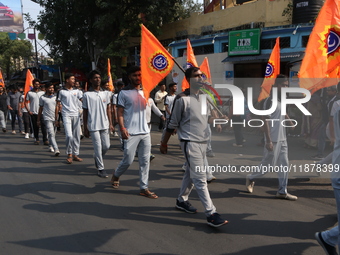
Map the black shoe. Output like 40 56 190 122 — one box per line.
2 128 6 133
207 213 228 227
150 154 155 161
315 232 338 255
80 135 84 140
176 199 197 214
97 170 109 178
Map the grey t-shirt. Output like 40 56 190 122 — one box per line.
164 94 176 119
39 94 57 121
26 90 45 114
57 88 83 117
167 90 210 143
82 90 111 131
7 91 21 110
117 87 149 135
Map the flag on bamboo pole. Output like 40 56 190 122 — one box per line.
299 0 340 91
107 58 114 92
258 37 280 102
24 69 34 98
182 39 198 91
0 70 4 87
141 24 174 100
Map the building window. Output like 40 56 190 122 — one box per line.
222 43 228 52
302 35 310 47
178 44 214 57
261 37 290 49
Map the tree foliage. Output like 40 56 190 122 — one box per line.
0 36 32 79
29 0 202 75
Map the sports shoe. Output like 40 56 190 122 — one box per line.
48 146 54 153
207 213 228 227
113 132 118 137
315 232 338 255
233 143 243 147
2 128 6 133
55 151 60 157
150 154 155 161
275 192 298 201
21 131 25 135
311 154 324 160
24 133 29 139
246 175 255 193
11 130 16 134
30 133 34 138
176 199 197 214
206 150 215 157
97 170 109 178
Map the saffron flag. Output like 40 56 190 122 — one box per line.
299 0 340 91
199 57 212 84
107 58 114 92
199 57 223 105
141 24 174 100
0 70 4 87
182 39 199 91
258 37 280 102
24 69 34 98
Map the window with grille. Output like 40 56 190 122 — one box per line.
260 37 290 49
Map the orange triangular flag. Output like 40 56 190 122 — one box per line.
24 69 34 98
299 0 340 91
182 39 198 91
199 57 211 84
258 37 280 102
141 24 174 100
107 58 114 92
0 70 5 87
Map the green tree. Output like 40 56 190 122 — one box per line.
28 0 202 75
0 36 32 79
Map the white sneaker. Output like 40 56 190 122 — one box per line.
55 151 60 157
30 133 34 138
49 146 54 153
113 132 118 137
246 175 255 193
275 192 298 201
11 130 16 134
24 133 29 139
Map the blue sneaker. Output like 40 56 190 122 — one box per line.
207 213 228 227
176 200 197 214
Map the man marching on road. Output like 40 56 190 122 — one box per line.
55 73 83 164
110 66 158 199
245 74 298 201
160 67 228 227
37 82 60 156
25 79 47 145
83 70 113 178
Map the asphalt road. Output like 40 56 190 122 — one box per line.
0 124 337 255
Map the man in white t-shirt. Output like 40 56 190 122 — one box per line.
38 82 60 156
110 66 158 199
55 73 83 164
83 70 113 178
246 74 297 201
25 79 46 144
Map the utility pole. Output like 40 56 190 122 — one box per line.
34 27 39 79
